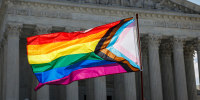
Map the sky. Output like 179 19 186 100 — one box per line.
193 51 199 85
187 0 200 5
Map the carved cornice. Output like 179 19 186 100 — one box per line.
5 0 200 24
170 0 200 13
160 41 173 56
34 25 52 35
194 37 200 51
141 36 148 56
8 0 199 14
148 34 162 46
64 26 83 32
5 23 22 37
173 36 186 49
149 34 161 40
184 44 194 57
173 36 186 42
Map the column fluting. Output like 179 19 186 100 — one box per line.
148 34 163 100
173 37 188 100
184 44 197 100
3 23 22 100
160 41 175 100
141 37 151 100
123 73 137 100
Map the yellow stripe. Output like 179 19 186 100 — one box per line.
27 29 108 55
28 39 100 64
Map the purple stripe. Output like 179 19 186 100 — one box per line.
35 63 126 90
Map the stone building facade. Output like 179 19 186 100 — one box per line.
0 0 200 100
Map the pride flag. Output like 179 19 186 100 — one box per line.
27 17 141 90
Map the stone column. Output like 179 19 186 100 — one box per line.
135 72 141 100
3 23 22 100
2 38 7 100
148 35 163 100
59 85 66 100
173 37 188 100
86 76 106 100
114 74 124 100
31 75 37 100
160 42 175 100
121 0 130 6
86 79 95 100
93 77 107 100
34 25 52 100
99 0 108 4
123 73 137 100
108 0 120 5
85 0 97 3
184 44 197 100
66 81 79 100
0 41 3 100
141 37 151 100
197 39 200 91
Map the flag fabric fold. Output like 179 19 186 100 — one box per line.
27 17 141 91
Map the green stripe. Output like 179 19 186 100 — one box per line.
31 52 104 73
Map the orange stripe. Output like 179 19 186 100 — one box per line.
27 29 108 55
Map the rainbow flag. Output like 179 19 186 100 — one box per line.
27 17 141 90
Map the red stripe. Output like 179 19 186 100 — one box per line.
27 20 120 45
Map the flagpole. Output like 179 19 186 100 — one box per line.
136 14 144 100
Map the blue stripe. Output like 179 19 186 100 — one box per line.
35 60 116 83
107 19 135 48
107 47 140 70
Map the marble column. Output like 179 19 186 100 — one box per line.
121 0 130 6
173 37 188 100
160 42 175 100
86 79 95 100
94 77 106 100
141 37 151 100
197 39 200 90
31 75 37 100
85 0 97 3
135 72 141 100
59 85 66 100
184 44 197 100
148 35 163 100
123 73 137 100
108 0 120 5
36 81 50 100
66 81 79 100
0 42 3 100
86 77 107 100
2 38 7 100
3 23 22 100
114 74 124 100
99 0 108 4
50 85 66 99
34 25 52 100
86 76 106 100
